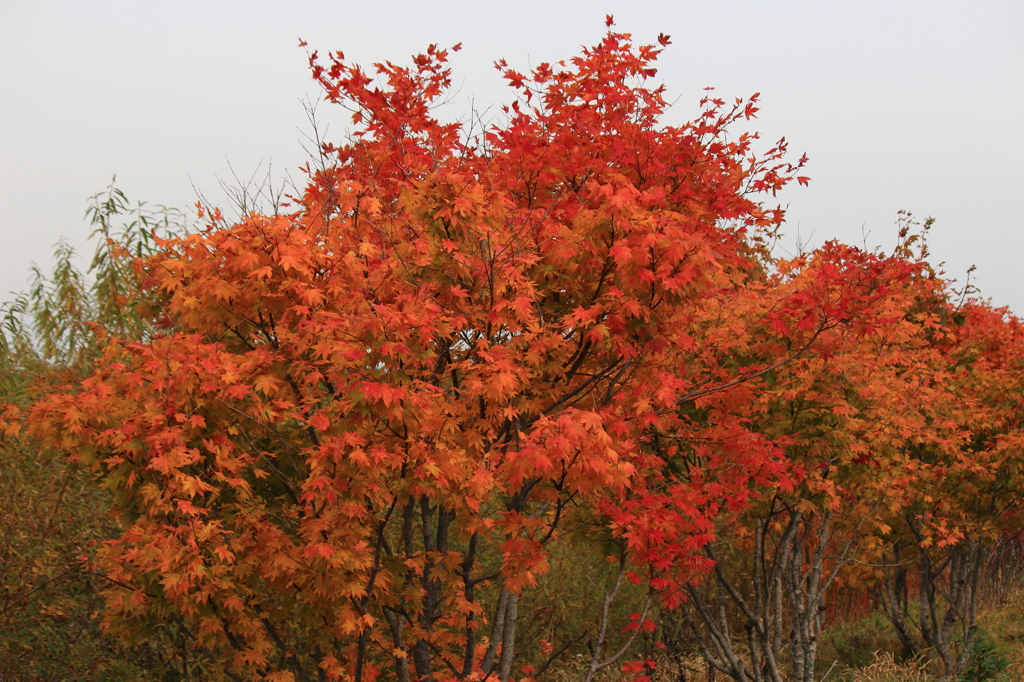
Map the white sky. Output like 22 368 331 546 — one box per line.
2 1 1022 312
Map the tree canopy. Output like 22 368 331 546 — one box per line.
3 20 1022 682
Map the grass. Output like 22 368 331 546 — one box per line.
817 582 1024 682
971 584 1024 680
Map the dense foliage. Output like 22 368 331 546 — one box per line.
2 20 1022 682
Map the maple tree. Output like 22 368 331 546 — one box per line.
872 293 1024 681
668 221 1024 682
11 21 822 682
5 19 1024 682
670 236 933 682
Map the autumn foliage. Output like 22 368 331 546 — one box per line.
4 19 1023 682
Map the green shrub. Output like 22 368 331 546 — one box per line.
959 629 1009 682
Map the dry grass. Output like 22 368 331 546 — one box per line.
835 581 1021 682
840 651 933 682
974 581 1024 680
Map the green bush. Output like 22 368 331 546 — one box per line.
959 629 1009 682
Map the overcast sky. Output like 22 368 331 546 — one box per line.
2 1 1022 312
